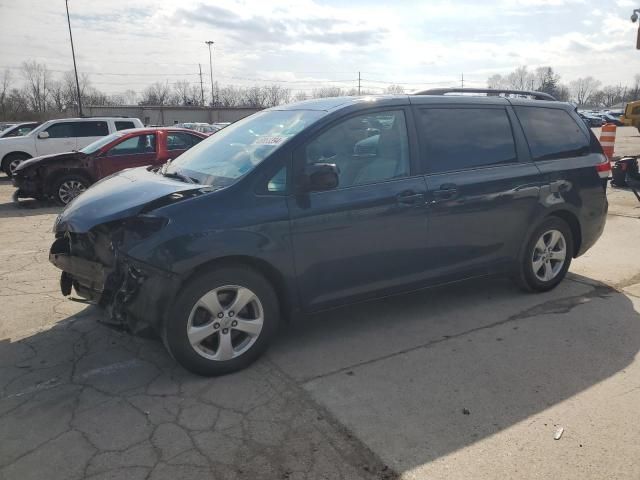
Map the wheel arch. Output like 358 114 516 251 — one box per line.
45 168 95 196
183 255 294 322
546 210 581 257
1 151 32 170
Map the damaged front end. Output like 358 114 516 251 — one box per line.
49 215 181 335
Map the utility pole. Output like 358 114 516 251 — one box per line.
205 41 215 106
198 64 205 106
461 73 464 88
632 8 640 49
358 71 361 95
65 0 83 117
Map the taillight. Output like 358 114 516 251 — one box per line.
596 160 611 179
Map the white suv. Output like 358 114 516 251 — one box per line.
0 117 143 176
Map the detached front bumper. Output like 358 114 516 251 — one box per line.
49 235 181 334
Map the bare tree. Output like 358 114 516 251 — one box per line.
384 84 405 94
569 77 601 106
21 61 50 113
507 66 535 90
311 87 343 98
0 69 12 119
122 89 138 105
173 80 198 105
263 85 291 107
140 81 172 105
626 75 640 102
293 91 308 102
487 74 507 89
49 80 67 112
243 86 267 107
600 85 625 108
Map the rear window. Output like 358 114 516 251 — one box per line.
418 108 517 173
73 121 109 137
514 107 589 161
115 121 136 131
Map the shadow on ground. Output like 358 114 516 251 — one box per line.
0 274 638 479
271 275 640 476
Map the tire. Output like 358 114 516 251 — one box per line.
2 153 31 177
52 174 90 205
513 217 574 292
162 266 280 376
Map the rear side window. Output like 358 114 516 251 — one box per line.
418 108 516 173
514 107 589 161
115 121 135 131
73 121 109 137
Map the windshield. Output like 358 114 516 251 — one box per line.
80 132 124 154
166 109 324 186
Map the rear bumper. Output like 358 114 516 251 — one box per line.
49 237 181 334
576 195 608 257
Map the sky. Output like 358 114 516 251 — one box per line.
0 0 638 97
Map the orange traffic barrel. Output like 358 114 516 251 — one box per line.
599 123 616 161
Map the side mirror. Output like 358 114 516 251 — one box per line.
303 163 339 192
37 131 50 139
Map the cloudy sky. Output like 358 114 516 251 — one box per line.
0 0 637 96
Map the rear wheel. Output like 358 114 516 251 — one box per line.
2 153 31 177
53 174 90 205
163 266 280 376
514 217 573 292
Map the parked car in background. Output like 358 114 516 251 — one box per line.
578 112 603 127
49 90 609 376
192 124 220 135
600 113 623 126
0 122 40 138
13 128 205 205
0 117 143 177
211 122 231 130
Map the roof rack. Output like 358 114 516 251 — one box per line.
414 88 556 101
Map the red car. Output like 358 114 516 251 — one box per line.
12 128 207 205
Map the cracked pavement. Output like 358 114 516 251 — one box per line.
1 170 640 479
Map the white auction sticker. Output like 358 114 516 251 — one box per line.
254 136 285 145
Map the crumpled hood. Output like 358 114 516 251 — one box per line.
54 167 205 233
16 151 83 172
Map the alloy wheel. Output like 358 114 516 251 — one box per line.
58 180 87 204
187 285 264 361
531 229 567 282
9 159 23 174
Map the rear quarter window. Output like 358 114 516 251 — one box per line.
74 121 109 137
115 121 136 131
514 107 589 161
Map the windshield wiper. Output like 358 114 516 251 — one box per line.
162 169 197 184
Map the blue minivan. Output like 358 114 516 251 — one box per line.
50 89 609 375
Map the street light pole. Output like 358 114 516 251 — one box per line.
65 0 83 117
205 41 215 106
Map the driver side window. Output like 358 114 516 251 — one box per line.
304 110 410 189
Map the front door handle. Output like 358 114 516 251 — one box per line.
396 190 425 205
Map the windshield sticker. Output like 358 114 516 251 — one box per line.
254 136 285 145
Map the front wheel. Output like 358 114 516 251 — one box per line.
53 174 90 205
163 266 280 376
514 217 574 292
